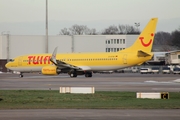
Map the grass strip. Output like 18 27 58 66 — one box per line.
0 90 180 109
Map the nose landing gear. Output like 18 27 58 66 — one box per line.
19 73 23 78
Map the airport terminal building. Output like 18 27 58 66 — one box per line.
0 35 138 72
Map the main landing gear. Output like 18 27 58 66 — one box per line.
69 70 77 78
68 70 92 78
85 72 92 77
70 72 77 78
19 73 23 78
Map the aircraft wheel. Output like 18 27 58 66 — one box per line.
85 74 88 77
19 74 23 78
70 73 74 78
73 74 77 77
89 74 92 77
70 73 77 78
85 72 92 77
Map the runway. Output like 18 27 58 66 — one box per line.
0 73 180 92
0 109 180 120
0 73 180 120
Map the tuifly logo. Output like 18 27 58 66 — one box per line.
28 55 51 64
139 33 154 47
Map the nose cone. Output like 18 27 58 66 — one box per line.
5 62 10 68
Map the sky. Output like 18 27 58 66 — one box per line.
0 0 180 35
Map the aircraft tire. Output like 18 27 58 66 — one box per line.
19 74 23 78
85 74 88 77
70 73 77 78
85 72 92 77
73 74 77 77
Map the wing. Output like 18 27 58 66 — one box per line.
56 60 82 70
50 47 90 71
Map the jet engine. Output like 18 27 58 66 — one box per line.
41 66 61 75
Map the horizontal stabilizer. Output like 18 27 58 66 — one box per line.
138 50 151 57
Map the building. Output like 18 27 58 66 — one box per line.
0 34 138 72
105 35 137 52
147 52 166 65
165 50 180 65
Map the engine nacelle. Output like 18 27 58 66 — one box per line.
41 66 61 75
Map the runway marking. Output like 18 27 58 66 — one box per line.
173 79 180 83
144 80 172 84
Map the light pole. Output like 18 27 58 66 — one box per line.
2 31 10 72
135 22 140 33
45 0 48 53
68 35 74 53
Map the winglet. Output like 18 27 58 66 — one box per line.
50 47 58 65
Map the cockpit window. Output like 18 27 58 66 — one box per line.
9 59 14 62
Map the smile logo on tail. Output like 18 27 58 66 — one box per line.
139 33 154 47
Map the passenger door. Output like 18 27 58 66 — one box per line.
18 56 23 66
123 54 127 64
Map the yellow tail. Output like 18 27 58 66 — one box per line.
124 18 158 53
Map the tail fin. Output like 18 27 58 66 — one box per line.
126 18 158 53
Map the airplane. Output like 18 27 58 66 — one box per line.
5 18 158 78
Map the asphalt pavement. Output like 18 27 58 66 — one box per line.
0 72 180 120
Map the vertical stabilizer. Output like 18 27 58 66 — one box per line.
125 18 158 53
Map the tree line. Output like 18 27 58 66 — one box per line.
154 28 180 51
59 24 180 50
59 24 140 35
